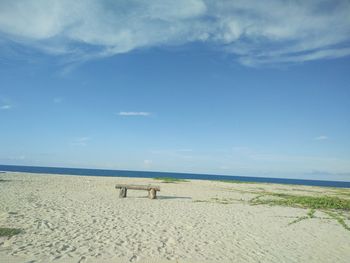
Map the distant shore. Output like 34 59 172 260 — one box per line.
1 172 350 263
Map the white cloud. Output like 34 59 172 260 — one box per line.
0 104 12 110
143 159 152 165
314 135 328 141
0 97 14 110
0 1 349 66
118 111 151 116
143 159 153 168
72 136 91 146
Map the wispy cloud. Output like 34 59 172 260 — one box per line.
0 104 12 110
118 111 151 117
0 97 14 110
72 136 91 146
143 159 153 168
0 1 349 66
143 159 152 165
314 135 328 141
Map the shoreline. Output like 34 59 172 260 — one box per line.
3 170 350 190
1 165 350 188
1 172 350 262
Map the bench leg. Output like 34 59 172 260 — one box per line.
119 187 127 198
148 188 157 199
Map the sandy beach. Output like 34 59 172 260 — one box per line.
0 172 349 263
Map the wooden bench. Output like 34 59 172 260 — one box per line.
115 184 160 199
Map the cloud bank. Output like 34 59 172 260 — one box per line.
1 0 350 65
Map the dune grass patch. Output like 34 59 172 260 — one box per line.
323 211 350 231
250 192 350 231
0 227 21 237
288 209 316 226
194 189 350 231
250 193 350 211
217 180 259 184
154 177 189 183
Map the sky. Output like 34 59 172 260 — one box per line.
0 0 350 181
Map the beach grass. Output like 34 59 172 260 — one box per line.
307 208 316 218
0 227 21 237
288 209 316 225
218 180 258 184
288 215 309 225
154 177 189 183
324 211 350 231
194 189 350 231
250 193 350 211
249 192 350 231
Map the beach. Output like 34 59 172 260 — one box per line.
1 172 350 263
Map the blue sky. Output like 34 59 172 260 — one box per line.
0 1 350 181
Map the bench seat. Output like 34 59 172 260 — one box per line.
115 184 160 199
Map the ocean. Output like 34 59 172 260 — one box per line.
0 164 349 188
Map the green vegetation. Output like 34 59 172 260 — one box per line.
217 180 258 184
210 197 231 204
288 216 309 225
0 227 21 237
154 177 189 183
288 209 316 226
250 193 350 211
323 211 350 231
307 208 316 218
249 193 350 231
194 189 350 232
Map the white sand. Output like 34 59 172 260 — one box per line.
0 172 349 263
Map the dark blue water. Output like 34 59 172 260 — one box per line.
0 164 349 188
